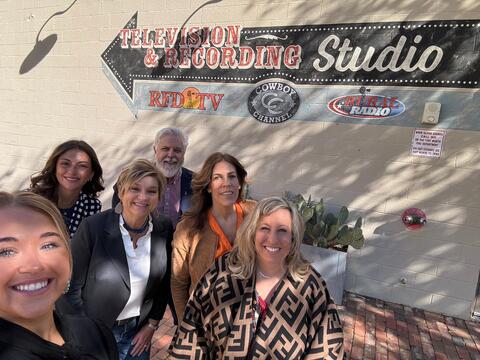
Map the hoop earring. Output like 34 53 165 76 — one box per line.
114 202 123 214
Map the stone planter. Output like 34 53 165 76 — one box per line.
300 244 347 305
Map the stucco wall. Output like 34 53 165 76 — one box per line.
1 0 480 319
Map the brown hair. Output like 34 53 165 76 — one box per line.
227 196 309 282
30 140 104 203
116 159 166 201
183 152 247 237
0 191 72 269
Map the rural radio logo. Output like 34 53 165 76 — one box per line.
328 94 405 119
248 81 300 124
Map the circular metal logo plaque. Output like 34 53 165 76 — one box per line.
248 81 300 124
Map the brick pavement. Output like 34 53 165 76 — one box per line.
151 292 480 359
151 307 176 359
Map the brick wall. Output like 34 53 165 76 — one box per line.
1 0 480 319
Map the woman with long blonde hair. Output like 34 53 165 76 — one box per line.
170 196 344 359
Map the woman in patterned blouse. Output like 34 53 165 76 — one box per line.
30 140 104 237
170 196 344 359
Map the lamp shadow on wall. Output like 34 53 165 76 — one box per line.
19 0 78 75
151 0 222 78
181 0 222 28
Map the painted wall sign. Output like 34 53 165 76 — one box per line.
247 81 300 123
101 14 480 115
328 94 405 119
148 87 224 111
411 129 446 158
114 81 480 132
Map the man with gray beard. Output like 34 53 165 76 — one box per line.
111 127 193 228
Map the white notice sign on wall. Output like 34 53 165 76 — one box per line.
411 129 446 158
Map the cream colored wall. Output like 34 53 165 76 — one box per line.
1 0 480 319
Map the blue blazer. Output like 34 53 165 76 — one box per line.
178 167 193 214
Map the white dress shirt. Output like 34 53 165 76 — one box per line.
116 216 152 321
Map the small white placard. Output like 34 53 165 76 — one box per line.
411 129 446 158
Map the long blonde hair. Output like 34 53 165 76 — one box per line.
227 196 309 282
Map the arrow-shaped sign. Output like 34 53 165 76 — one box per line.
101 14 480 116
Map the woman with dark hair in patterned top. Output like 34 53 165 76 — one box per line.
170 196 344 359
30 140 104 237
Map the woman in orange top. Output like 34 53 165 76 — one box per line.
171 153 255 321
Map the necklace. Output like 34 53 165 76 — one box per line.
257 269 273 279
257 268 284 279
122 216 149 234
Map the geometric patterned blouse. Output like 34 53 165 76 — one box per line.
170 254 344 359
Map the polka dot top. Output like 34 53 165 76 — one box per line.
60 192 101 238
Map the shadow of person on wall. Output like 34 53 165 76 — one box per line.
19 0 78 75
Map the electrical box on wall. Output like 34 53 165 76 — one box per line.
421 102 441 124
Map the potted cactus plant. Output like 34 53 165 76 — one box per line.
284 191 365 304
284 191 365 250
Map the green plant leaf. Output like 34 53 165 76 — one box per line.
315 201 324 219
338 206 349 224
352 228 363 241
324 213 338 226
313 235 327 248
288 192 365 250
338 225 349 238
301 207 314 222
312 223 325 238
351 235 365 249
294 194 305 204
305 222 313 232
298 201 305 212
317 220 326 234
304 222 315 245
326 223 339 241
337 229 354 245
354 217 363 229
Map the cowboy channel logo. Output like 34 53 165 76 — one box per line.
248 81 300 124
